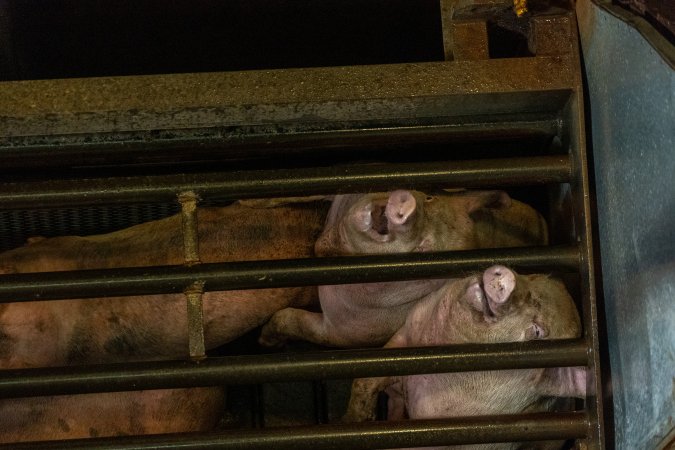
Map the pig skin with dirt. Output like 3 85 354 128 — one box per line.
260 190 548 348
343 265 586 450
0 201 328 442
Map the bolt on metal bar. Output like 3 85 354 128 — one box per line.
0 339 588 398
0 412 589 450
0 155 571 209
0 245 580 303
178 191 206 360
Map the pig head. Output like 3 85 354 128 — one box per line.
260 190 548 348
344 265 587 450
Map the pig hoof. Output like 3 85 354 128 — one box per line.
341 410 375 423
258 325 288 348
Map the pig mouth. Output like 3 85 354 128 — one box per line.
472 279 496 318
371 204 389 236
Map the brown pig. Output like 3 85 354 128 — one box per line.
0 388 224 443
343 265 587 450
260 190 548 348
0 200 329 441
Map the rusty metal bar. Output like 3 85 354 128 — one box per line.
178 191 201 266
0 119 561 169
0 339 588 398
0 155 571 209
178 191 206 360
0 245 580 303
1 412 589 450
184 281 206 360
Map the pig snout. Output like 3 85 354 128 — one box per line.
385 190 417 232
350 190 418 241
482 265 516 310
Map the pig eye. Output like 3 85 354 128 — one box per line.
526 323 547 340
425 196 435 202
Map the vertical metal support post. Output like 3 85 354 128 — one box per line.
179 191 201 265
452 19 490 60
184 281 206 360
563 14 606 449
178 191 206 360
440 0 457 60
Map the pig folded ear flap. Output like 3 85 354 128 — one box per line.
465 190 512 216
536 366 589 399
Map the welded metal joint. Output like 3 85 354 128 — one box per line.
184 280 206 360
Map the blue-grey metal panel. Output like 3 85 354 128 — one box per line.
577 1 675 448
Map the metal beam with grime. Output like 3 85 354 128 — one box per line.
0 155 571 209
0 339 588 398
0 245 580 303
0 412 589 450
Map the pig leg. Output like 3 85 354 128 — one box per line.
385 380 406 420
534 366 588 398
342 332 407 422
259 308 335 348
342 376 393 422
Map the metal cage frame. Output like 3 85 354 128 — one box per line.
0 6 605 449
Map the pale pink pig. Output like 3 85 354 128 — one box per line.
343 265 586 450
260 190 548 348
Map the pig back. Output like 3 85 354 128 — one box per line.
472 198 548 248
0 202 330 272
0 201 330 368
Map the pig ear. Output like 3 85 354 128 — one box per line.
465 190 511 214
536 366 588 399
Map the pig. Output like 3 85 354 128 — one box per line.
343 265 586 450
0 201 329 368
0 388 224 443
259 189 548 348
0 200 329 441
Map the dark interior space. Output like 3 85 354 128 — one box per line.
1 0 444 81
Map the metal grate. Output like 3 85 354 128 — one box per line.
0 4 605 449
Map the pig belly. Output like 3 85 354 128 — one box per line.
318 279 446 347
0 388 224 443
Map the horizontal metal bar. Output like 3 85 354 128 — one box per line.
0 58 575 138
0 119 559 168
0 339 588 398
2 412 589 450
0 155 571 209
0 245 579 303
